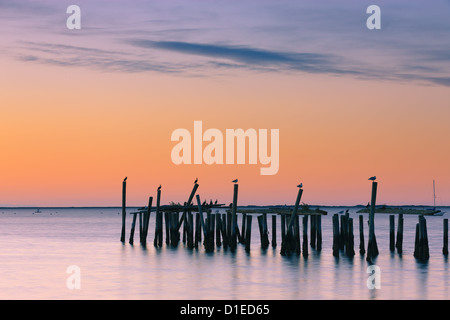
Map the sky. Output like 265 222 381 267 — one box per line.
1 0 450 207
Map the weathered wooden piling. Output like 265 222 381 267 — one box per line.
280 214 286 245
257 214 270 249
272 215 277 248
367 181 379 263
346 217 355 257
280 187 303 256
389 215 395 252
302 215 309 258
293 215 300 255
230 183 239 251
221 213 229 250
142 196 152 244
396 214 404 254
443 218 448 255
332 214 340 257
240 213 247 244
414 215 429 261
316 215 322 251
129 212 138 245
359 215 365 255
215 214 222 247
164 212 171 245
153 187 163 247
245 215 252 253
120 178 127 242
310 214 317 249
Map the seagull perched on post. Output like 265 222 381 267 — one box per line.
232 179 238 183
157 185 161 190
123 177 127 182
194 177 198 184
297 183 303 188
368 176 376 181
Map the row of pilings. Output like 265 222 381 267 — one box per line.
120 179 448 261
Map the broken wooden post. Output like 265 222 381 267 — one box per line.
221 213 229 250
153 187 162 247
359 215 365 255
414 215 429 261
272 215 277 248
316 215 322 251
294 215 300 255
389 215 395 252
443 218 448 255
310 214 317 249
230 183 239 251
165 212 171 245
120 178 127 242
332 214 340 257
396 213 404 254
367 181 379 263
302 215 308 258
142 196 153 244
280 187 303 256
216 213 222 247
346 217 355 257
129 212 138 245
245 215 252 253
241 213 247 244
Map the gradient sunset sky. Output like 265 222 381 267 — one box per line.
1 0 450 207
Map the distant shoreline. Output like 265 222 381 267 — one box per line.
1 204 448 209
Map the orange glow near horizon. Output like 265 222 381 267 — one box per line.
1 58 450 207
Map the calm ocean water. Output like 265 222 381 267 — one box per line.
0 206 448 300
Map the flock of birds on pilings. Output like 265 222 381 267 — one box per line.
119 176 449 261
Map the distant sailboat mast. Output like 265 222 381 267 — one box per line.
433 179 436 210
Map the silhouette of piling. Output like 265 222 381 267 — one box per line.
359 215 365 255
221 213 229 250
332 214 340 257
443 218 448 255
280 187 303 256
302 215 308 258
396 214 404 254
153 187 163 247
316 215 322 251
230 183 239 251
164 212 171 245
310 214 317 249
367 181 379 263
215 214 222 247
245 215 252 253
257 214 269 249
129 212 138 245
120 179 127 242
414 215 429 261
142 196 152 244
272 215 277 248
346 217 355 257
389 215 395 252
241 213 247 244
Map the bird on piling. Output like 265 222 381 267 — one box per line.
194 177 198 184
123 177 127 182
368 176 376 181
214 199 218 205
297 183 303 188
232 179 238 183
157 185 161 191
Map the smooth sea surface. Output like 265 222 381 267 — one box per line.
0 206 448 300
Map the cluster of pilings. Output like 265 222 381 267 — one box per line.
120 178 449 261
